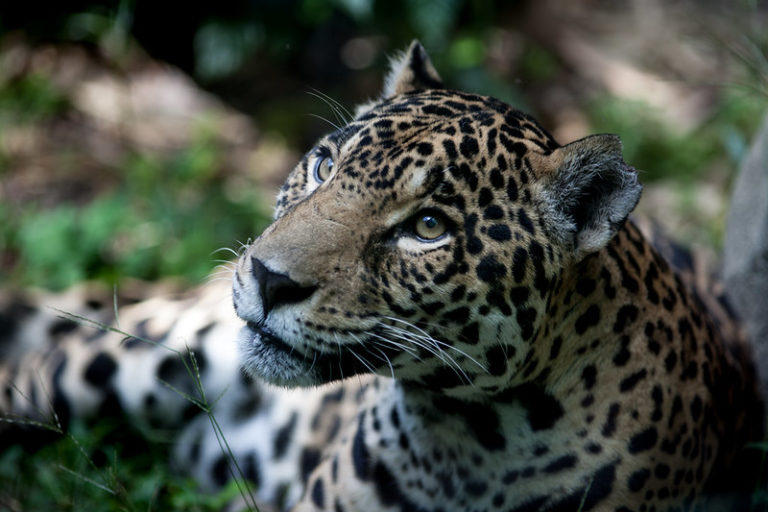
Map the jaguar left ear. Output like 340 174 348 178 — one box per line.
540 134 642 257
382 40 443 98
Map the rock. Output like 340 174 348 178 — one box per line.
724 112 768 394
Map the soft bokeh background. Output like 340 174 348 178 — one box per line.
1 1 768 509
1 0 766 292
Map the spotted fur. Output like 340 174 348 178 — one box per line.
1 41 764 511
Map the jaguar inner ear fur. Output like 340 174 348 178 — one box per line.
2 40 765 512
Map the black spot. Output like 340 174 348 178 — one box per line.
48 319 78 337
506 176 519 202
664 350 678 373
488 224 512 241
450 285 466 301
466 236 484 254
516 307 537 341
498 383 564 431
486 345 508 376
478 187 494 207
300 447 322 483
581 365 597 390
273 412 298 459
84 352 117 387
575 305 600 334
311 478 325 508
690 395 702 421
157 355 186 383
549 336 563 360
628 468 651 492
606 245 639 294
96 389 122 417
483 205 504 220
612 335 631 366
352 413 370 480
460 322 480 345
212 454 230 487
570 462 617 511
619 369 647 392
371 460 425 510
442 139 458 159
628 427 658 454
516 208 535 234
651 385 664 422
576 278 596 296
464 479 488 497
416 142 433 155
512 248 528 283
489 168 504 189
585 442 602 454
502 288 526 309
476 254 506 282
602 403 620 437
613 304 639 333
441 304 469 324
459 135 479 158
434 397 506 451
544 454 578 473
422 104 454 117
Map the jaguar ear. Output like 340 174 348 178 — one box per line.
382 40 443 98
541 134 642 257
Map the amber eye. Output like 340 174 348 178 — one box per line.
313 155 334 183
413 212 448 241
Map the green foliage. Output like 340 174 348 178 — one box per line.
0 73 69 126
195 20 265 80
0 417 254 511
405 0 462 49
587 90 765 183
4 128 271 290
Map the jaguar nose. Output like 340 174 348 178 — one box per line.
250 256 317 316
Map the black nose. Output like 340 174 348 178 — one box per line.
251 257 317 316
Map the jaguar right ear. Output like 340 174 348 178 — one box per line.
539 134 642 257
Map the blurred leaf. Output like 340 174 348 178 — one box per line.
405 0 462 49
518 43 558 82
299 0 336 24
448 36 485 69
335 0 374 21
194 20 264 80
0 74 69 126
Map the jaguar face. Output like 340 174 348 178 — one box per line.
232 44 640 393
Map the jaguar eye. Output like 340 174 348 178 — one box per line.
413 212 448 241
313 155 334 183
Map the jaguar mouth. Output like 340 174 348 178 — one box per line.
237 321 392 387
238 321 322 387
245 322 295 356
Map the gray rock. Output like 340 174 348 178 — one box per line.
724 112 768 394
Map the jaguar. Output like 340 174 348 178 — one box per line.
1 41 765 512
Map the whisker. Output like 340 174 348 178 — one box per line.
367 346 395 380
211 246 240 258
368 327 473 385
308 113 342 132
380 317 488 373
306 88 353 125
310 88 353 120
347 346 378 375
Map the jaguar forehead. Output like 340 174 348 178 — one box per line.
379 165 448 226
